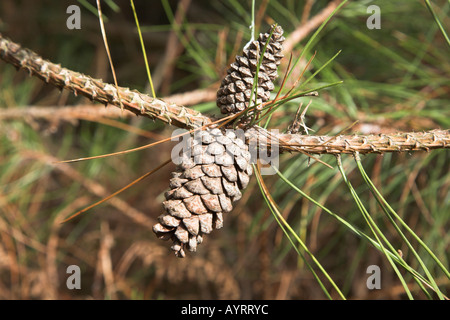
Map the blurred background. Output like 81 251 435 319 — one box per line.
0 0 448 299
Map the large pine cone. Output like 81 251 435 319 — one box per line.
216 24 285 117
153 128 253 258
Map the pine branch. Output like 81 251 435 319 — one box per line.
0 87 217 122
273 128 449 154
1 33 449 155
0 33 211 129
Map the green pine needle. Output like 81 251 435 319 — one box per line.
130 0 156 98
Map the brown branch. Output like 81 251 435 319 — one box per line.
0 33 212 129
165 88 217 106
152 0 191 95
0 104 134 121
274 128 450 154
283 0 344 53
0 86 217 121
1 33 449 155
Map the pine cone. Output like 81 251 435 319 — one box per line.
216 24 285 117
153 128 253 258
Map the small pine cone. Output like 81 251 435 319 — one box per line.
216 24 285 117
153 128 253 258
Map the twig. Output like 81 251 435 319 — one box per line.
1 33 449 155
19 150 155 228
0 33 211 129
0 86 217 121
283 0 344 53
273 129 450 154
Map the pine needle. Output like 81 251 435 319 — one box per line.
96 0 124 114
55 113 237 164
254 162 346 300
60 158 171 224
130 0 157 98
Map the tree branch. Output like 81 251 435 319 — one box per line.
0 33 212 129
1 33 448 155
283 0 343 53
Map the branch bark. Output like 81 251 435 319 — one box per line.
283 0 343 53
0 33 211 129
1 33 449 155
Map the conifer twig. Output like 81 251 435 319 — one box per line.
1 33 448 155
0 33 210 129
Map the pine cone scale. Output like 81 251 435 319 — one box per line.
216 24 284 118
153 127 253 257
154 24 284 258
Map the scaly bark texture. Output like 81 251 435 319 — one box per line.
0 33 210 129
216 25 285 117
1 33 448 155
